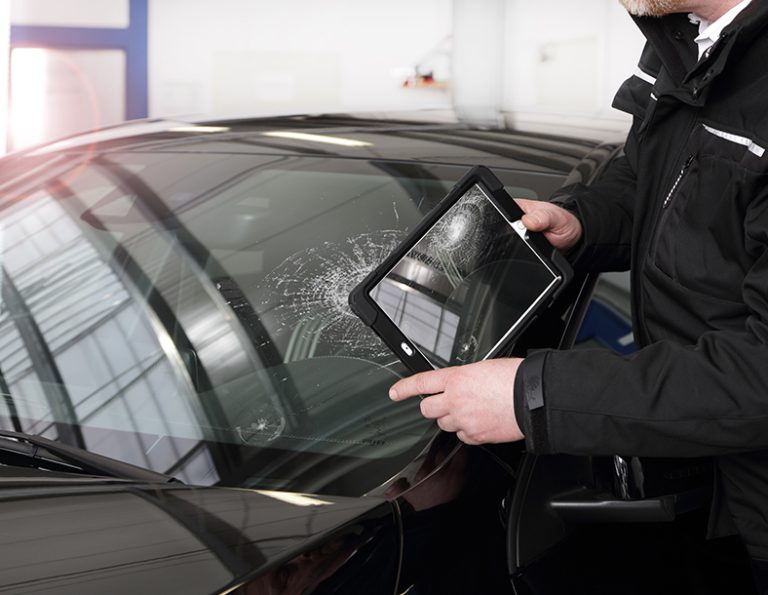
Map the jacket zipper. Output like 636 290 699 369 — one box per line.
662 153 695 209
649 152 696 264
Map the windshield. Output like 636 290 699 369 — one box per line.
0 149 560 494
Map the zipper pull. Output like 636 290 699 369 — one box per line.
662 153 695 209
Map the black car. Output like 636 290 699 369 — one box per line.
0 112 749 594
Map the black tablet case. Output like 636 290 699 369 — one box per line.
349 165 572 373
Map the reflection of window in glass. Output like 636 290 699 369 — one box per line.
171 443 218 486
372 279 459 363
0 189 201 474
9 374 51 434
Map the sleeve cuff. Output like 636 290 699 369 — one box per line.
513 351 553 454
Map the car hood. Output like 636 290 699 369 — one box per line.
0 468 397 594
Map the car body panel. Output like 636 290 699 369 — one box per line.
0 468 398 595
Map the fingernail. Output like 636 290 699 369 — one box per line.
389 388 398 401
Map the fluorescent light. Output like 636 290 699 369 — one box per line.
255 490 334 507
263 131 372 147
168 125 230 133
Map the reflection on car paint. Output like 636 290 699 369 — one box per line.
0 475 398 595
237 520 397 595
385 432 467 511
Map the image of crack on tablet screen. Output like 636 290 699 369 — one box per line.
369 183 560 368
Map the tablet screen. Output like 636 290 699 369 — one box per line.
369 183 560 368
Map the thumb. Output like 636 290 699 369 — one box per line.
521 209 551 232
515 200 582 252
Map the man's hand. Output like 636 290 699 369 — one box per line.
389 359 525 445
515 198 582 252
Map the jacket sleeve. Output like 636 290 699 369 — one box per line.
549 150 637 273
515 188 768 457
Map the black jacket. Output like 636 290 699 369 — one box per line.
514 2 768 558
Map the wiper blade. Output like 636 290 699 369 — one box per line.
0 429 181 484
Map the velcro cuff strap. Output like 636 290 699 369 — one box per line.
514 351 551 454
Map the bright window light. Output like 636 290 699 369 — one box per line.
9 48 49 150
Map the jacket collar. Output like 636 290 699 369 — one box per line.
633 12 697 83
630 2 768 103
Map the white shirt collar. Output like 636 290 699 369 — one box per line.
689 0 753 59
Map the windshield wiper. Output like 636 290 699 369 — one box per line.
0 429 181 483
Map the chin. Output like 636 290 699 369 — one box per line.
619 0 687 17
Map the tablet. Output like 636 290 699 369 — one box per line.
349 166 572 373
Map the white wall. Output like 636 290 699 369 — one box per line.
452 0 505 126
149 0 646 129
501 0 645 129
148 0 454 118
11 0 128 28
6 0 647 131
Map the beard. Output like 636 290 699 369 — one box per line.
618 0 690 16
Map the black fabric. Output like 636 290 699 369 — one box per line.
514 351 549 453
516 1 768 559
752 559 768 595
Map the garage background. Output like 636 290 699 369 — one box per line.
0 0 644 152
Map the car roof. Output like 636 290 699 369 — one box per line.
27 111 615 175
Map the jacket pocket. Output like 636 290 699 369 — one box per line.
701 123 766 161
649 152 698 278
648 123 766 300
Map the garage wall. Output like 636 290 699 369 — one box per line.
148 0 454 118
7 0 647 131
11 0 129 27
149 0 645 128
452 0 505 126
502 0 645 129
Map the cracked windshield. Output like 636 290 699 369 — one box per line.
0 151 541 493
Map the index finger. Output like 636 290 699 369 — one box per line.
389 368 453 401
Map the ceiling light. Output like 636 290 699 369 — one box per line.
168 125 230 133
255 490 334 507
263 131 372 147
